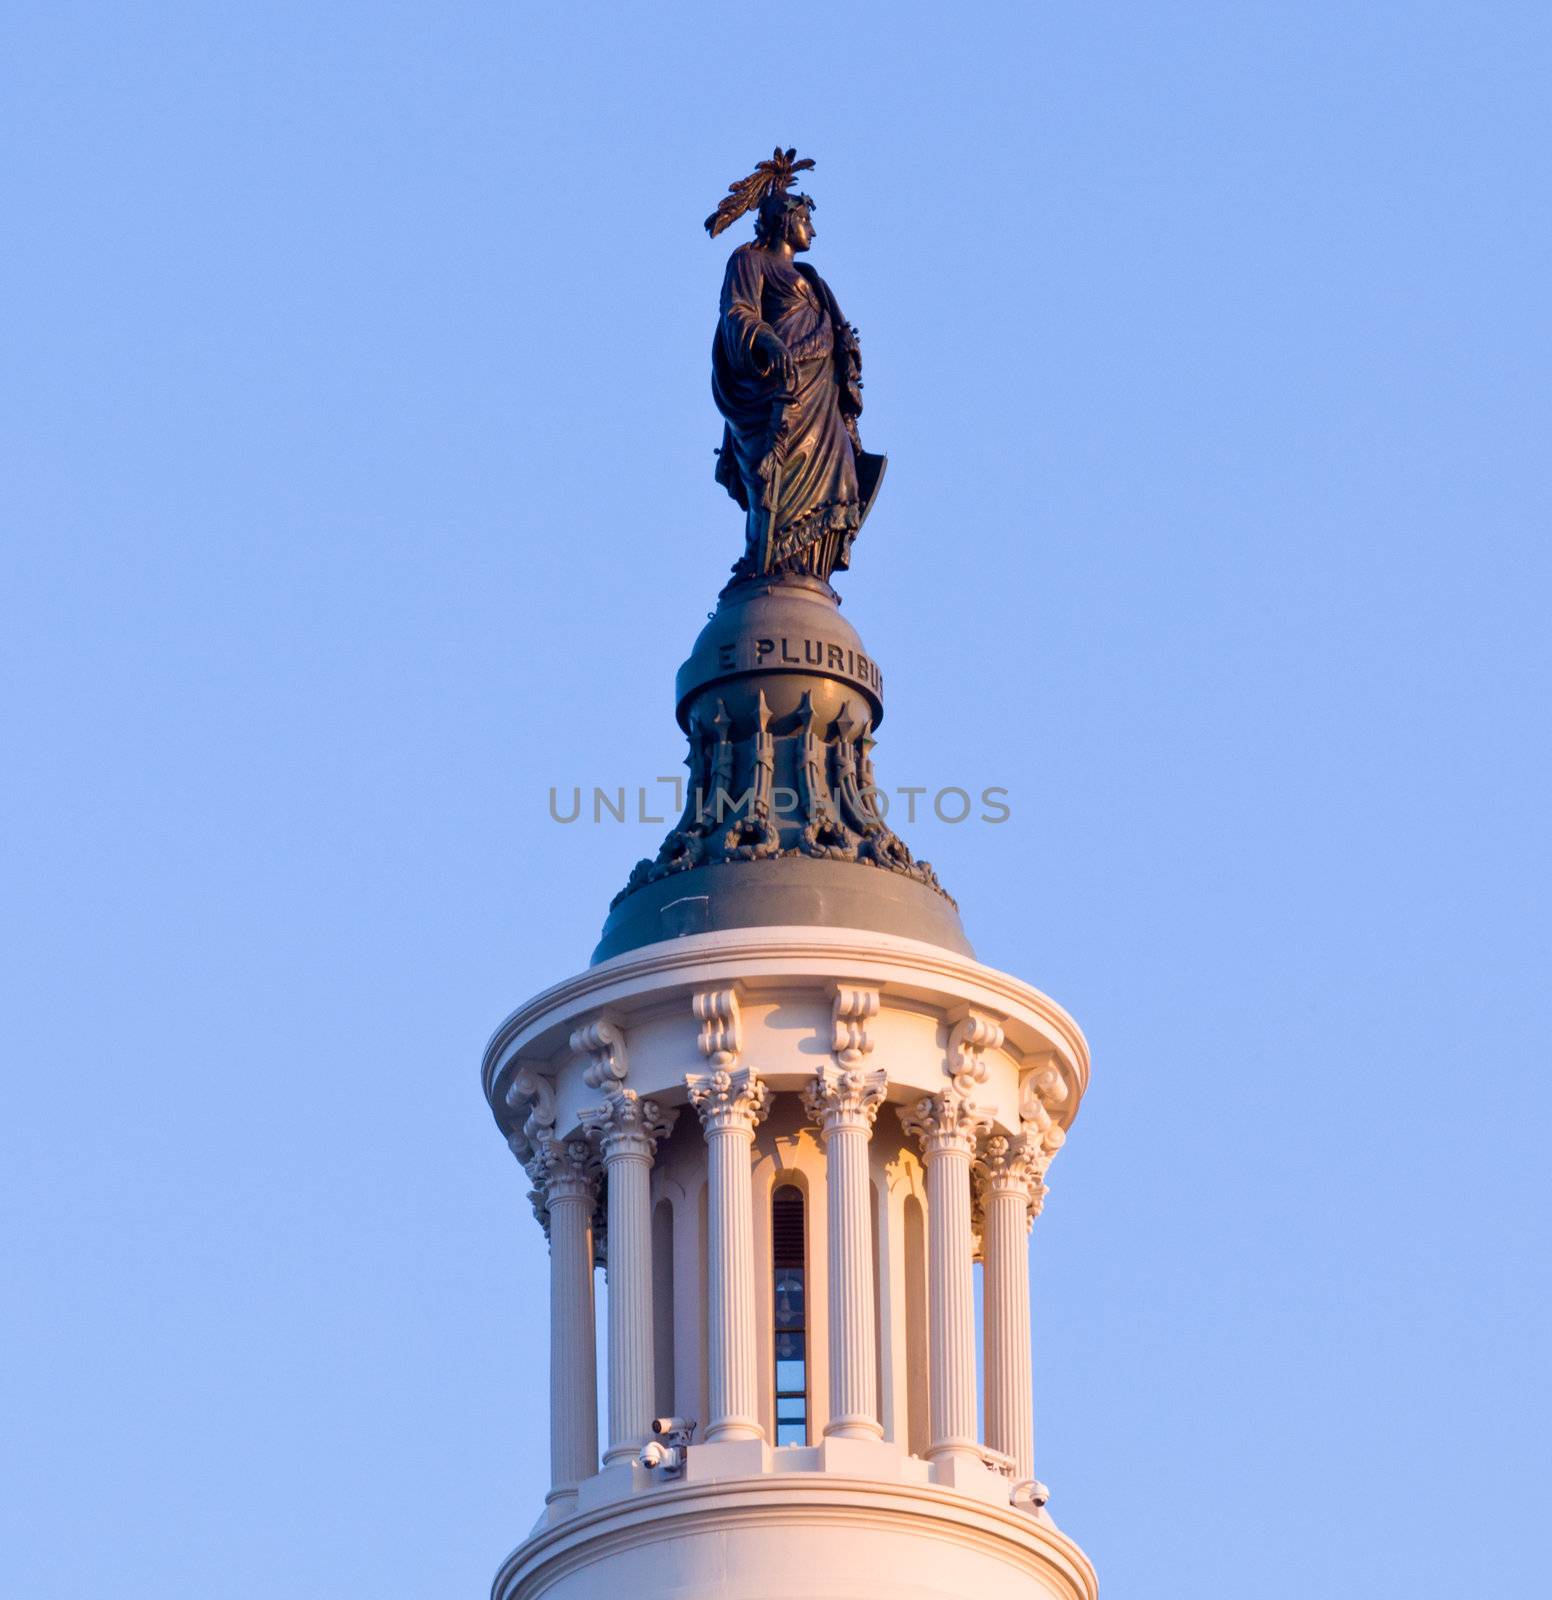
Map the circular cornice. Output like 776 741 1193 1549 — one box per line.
481 925 1089 1123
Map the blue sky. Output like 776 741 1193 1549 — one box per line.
4 4 1549 1596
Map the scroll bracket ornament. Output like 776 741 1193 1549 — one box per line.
572 1015 630 1091
693 986 743 1069
831 985 880 1067
979 1052 1071 1218
945 1008 1005 1095
1017 1053 1071 1192
504 1063 558 1171
1019 1052 1072 1130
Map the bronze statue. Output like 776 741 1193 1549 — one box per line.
595 154 954 947
706 149 885 585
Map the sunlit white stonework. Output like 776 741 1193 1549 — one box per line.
483 925 1096 1599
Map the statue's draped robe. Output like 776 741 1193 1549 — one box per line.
712 244 864 579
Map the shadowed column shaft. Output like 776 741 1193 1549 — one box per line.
546 1189 599 1499
602 1148 654 1464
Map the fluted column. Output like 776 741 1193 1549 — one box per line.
900 1087 992 1467
532 1137 602 1505
803 987 886 1440
685 987 769 1444
687 1063 771 1441
581 1088 676 1465
978 1133 1043 1483
687 986 770 1442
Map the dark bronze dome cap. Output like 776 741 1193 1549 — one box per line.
597 575 966 965
592 857 973 964
675 575 884 733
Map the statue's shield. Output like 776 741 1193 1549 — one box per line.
856 451 888 529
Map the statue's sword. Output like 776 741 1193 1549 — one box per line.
759 463 782 575
759 394 787 574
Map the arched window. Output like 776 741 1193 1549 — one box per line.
771 1184 807 1445
652 1198 675 1418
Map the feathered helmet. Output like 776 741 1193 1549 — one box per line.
704 146 817 243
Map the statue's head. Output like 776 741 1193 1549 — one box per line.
705 148 819 248
754 191 816 252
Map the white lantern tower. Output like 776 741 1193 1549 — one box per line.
482 569 1098 1599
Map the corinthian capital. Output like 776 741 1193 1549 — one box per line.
537 1134 603 1203
686 1065 771 1136
897 1089 992 1157
580 1087 678 1162
521 1134 601 1237
802 1063 887 1135
1014 1056 1070 1201
975 1133 1049 1225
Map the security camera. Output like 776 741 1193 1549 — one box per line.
638 1418 696 1477
1011 1477 1051 1512
637 1434 688 1477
